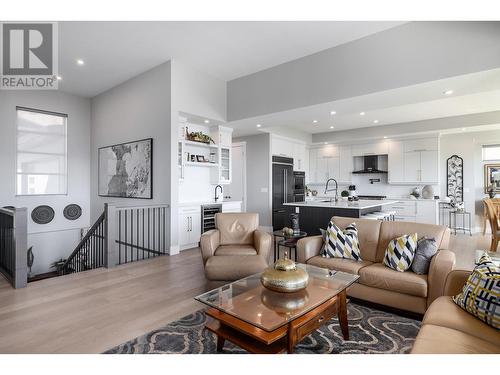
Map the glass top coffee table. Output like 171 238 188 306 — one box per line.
195 264 359 353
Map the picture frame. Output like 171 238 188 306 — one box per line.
98 138 153 199
196 155 206 163
484 163 500 193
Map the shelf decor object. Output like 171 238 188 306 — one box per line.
98 138 152 199
185 127 215 145
447 155 463 204
484 163 500 196
31 205 55 224
63 204 82 220
261 252 309 293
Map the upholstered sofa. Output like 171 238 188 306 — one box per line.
411 269 500 353
200 213 272 281
297 216 454 314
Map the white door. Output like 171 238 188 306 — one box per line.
226 142 246 211
179 214 191 246
189 213 202 243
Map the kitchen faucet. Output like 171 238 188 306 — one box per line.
324 178 338 202
214 185 223 202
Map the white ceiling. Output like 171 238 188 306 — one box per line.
57 21 405 97
228 68 500 137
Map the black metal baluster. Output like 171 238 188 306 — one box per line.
118 210 122 265
148 208 150 259
124 210 128 264
142 208 145 260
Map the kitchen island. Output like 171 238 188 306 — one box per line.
283 199 399 235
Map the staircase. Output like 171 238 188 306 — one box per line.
0 203 170 288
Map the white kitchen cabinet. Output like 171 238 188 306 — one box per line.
210 126 233 185
416 200 439 224
338 145 352 183
272 136 293 158
404 137 438 152
403 151 421 182
420 150 439 183
383 200 438 224
293 143 307 172
352 141 389 157
387 140 404 184
179 206 202 250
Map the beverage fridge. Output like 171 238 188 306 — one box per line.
272 156 294 230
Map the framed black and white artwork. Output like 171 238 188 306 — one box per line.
98 138 153 199
446 155 463 204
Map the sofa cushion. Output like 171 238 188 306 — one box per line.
412 237 438 275
205 255 267 281
214 245 257 256
359 263 428 297
411 324 500 354
321 221 361 261
216 213 258 246
383 233 417 272
453 253 500 329
307 256 372 275
423 296 500 347
331 217 381 262
376 221 448 262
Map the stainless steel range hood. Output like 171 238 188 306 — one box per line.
352 155 388 174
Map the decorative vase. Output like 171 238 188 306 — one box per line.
261 253 309 293
422 185 434 199
290 213 300 234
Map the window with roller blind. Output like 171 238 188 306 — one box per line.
16 107 68 195
482 144 500 161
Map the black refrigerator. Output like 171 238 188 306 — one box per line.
272 156 294 230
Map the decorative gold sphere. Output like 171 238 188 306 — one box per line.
260 252 309 293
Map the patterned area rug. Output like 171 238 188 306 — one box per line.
105 302 421 354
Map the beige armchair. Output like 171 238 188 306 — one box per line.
200 213 272 281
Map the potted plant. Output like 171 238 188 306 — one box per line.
341 190 350 201
50 258 67 275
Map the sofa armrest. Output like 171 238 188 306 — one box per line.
200 229 220 265
254 230 272 264
427 249 456 307
443 269 471 296
297 235 323 263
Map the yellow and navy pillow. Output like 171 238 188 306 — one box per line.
453 253 499 330
320 221 361 261
383 233 417 272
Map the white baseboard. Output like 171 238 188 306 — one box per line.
168 245 180 255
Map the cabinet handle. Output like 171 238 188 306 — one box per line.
318 316 325 323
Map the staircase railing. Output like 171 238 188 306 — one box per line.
60 210 106 275
0 207 28 288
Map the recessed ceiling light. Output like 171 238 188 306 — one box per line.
360 112 365 116
330 111 336 115
329 126 334 129
76 59 85 66
373 120 379 124
444 90 454 95
204 119 210 124
256 124 261 128
312 120 318 123
462 127 466 131
324 142 328 145
383 136 388 139
56 75 62 81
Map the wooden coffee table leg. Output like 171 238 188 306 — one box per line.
338 290 349 340
216 335 225 352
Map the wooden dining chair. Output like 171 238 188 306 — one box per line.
483 198 500 234
484 198 499 252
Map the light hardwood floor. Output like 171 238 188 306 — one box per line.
0 233 492 354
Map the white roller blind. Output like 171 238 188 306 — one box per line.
482 144 500 162
16 107 67 195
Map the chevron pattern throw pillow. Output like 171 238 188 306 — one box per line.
383 233 417 272
453 253 500 329
320 221 362 261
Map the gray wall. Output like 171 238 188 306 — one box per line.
0 90 91 274
233 133 272 228
228 21 500 121
90 62 171 219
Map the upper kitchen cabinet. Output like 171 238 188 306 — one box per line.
309 144 351 184
351 141 389 157
387 136 439 184
210 126 233 185
271 135 307 172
